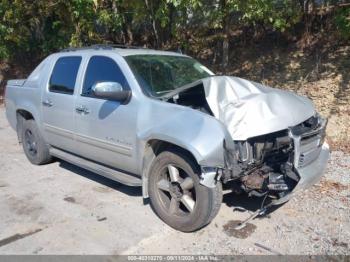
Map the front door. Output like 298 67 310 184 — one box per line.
41 56 82 153
74 55 138 174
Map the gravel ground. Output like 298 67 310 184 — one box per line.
0 106 349 255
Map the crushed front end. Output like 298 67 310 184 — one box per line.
218 114 330 205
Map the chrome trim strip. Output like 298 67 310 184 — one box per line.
288 129 301 168
44 124 74 139
289 117 327 168
44 124 132 156
76 133 132 156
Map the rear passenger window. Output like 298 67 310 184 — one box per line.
49 56 82 95
82 56 128 96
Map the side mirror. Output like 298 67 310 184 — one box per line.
92 82 131 103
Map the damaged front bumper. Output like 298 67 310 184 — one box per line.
271 116 330 205
271 142 330 205
201 142 330 204
200 115 330 206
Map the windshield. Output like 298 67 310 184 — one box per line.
125 55 214 97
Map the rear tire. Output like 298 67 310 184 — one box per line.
21 119 52 165
148 149 222 232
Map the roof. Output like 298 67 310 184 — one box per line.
59 45 187 57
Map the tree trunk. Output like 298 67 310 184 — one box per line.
221 0 229 70
166 2 175 44
111 1 133 44
222 37 229 68
302 0 315 36
144 0 159 48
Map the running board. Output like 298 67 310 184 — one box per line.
50 147 142 186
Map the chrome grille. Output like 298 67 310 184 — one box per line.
289 116 327 168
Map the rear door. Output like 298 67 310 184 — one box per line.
41 56 82 153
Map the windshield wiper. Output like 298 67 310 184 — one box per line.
159 79 205 100
155 90 173 95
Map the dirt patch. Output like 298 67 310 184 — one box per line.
63 196 76 203
7 196 43 220
331 238 349 249
223 220 257 239
328 138 350 154
316 180 349 193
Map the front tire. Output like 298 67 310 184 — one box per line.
148 149 222 232
21 119 52 165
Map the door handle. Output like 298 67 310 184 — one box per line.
42 99 53 107
75 106 90 115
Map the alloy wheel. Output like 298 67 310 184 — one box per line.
156 164 196 216
24 129 37 156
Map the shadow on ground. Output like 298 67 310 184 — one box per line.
222 191 284 217
57 160 143 197
57 159 284 217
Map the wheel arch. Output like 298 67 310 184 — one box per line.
141 139 199 198
16 109 35 143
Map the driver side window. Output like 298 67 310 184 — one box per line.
82 56 129 97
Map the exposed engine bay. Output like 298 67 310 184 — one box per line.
165 82 213 115
164 76 327 201
223 130 299 199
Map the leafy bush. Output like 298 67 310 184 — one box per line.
0 0 348 63
335 6 350 39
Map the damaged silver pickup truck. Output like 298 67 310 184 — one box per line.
5 45 330 232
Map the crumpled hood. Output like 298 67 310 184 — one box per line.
202 76 315 140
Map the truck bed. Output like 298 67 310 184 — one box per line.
7 79 27 87
5 79 41 131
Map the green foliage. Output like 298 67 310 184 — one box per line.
0 0 74 60
335 7 350 39
0 0 347 63
236 0 301 32
69 0 97 46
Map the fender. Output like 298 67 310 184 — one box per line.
5 85 41 130
138 102 233 168
13 90 46 141
136 100 234 197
